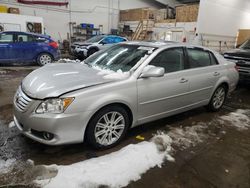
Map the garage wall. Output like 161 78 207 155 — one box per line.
0 0 163 41
197 0 250 37
0 13 44 32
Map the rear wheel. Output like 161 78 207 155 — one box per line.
37 53 53 66
86 106 129 149
207 85 227 112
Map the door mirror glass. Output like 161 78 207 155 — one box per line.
140 66 165 78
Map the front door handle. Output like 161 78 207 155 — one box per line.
180 78 188 83
213 72 220 76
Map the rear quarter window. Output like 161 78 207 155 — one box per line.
34 36 49 43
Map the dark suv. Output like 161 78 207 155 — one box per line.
224 39 250 83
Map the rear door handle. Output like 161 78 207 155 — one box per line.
213 72 220 76
180 78 188 83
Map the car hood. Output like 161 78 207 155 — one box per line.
22 63 114 99
224 48 250 59
74 42 93 47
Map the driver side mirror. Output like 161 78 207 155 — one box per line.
140 66 165 78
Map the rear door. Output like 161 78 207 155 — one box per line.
185 47 222 104
0 33 15 63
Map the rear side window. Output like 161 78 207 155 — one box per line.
150 48 185 73
0 33 14 43
103 37 114 44
209 52 218 65
17 34 34 42
114 37 126 43
187 48 211 68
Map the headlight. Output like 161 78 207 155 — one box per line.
36 98 74 114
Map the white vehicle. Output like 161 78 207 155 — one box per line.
71 35 127 59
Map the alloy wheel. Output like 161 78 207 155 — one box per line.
212 87 226 109
94 112 125 146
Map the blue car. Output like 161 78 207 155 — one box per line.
0 31 60 66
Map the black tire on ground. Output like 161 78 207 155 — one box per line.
86 105 130 149
37 53 53 66
87 48 98 57
207 85 227 112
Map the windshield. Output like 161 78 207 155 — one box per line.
240 39 250 49
86 35 105 43
84 44 155 72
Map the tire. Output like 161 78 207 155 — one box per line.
37 53 53 66
86 106 130 149
87 48 98 57
207 85 227 112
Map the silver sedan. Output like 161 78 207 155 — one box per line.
13 41 239 149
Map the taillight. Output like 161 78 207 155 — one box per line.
49 41 59 49
235 65 239 71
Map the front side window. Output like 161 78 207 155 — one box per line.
85 44 154 72
86 35 105 43
187 48 211 68
0 33 14 43
149 48 185 73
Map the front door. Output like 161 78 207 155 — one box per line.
11 33 36 63
137 47 190 124
0 32 15 63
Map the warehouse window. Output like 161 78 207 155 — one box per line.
187 48 211 68
149 48 185 73
0 33 14 43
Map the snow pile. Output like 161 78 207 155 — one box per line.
35 122 211 188
58 59 81 64
0 70 8 74
92 66 130 80
103 70 130 80
0 159 16 173
168 123 208 150
36 140 171 188
220 109 250 130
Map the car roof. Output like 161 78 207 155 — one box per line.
0 31 51 39
124 41 180 48
123 41 216 52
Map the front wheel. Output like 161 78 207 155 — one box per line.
207 85 227 112
86 106 129 149
37 53 53 66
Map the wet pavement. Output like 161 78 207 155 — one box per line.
0 66 250 188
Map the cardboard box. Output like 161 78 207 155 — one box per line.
176 4 199 22
8 7 20 14
0 5 8 13
120 8 155 21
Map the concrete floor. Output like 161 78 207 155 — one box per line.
0 66 250 188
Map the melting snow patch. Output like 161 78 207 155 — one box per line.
58 59 81 64
8 121 15 128
168 123 208 150
36 140 172 188
0 159 16 173
220 109 250 130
